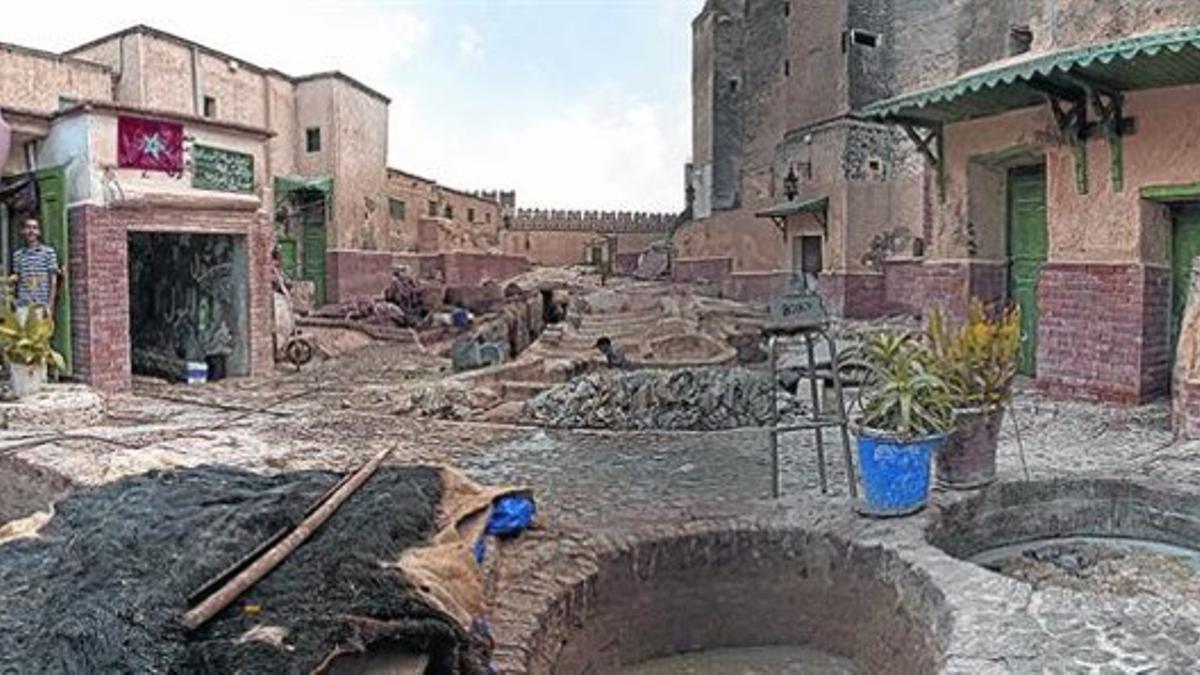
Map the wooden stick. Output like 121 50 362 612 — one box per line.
180 446 393 630
184 469 356 606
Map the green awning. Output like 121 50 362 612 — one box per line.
755 195 828 219
863 26 1200 124
274 174 332 197
274 175 333 223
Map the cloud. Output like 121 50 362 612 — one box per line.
457 25 485 60
4 1 693 212
392 83 687 212
2 1 430 87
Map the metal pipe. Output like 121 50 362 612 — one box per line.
191 45 202 116
825 332 858 498
768 335 780 498
804 333 828 494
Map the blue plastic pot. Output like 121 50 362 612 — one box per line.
854 428 945 517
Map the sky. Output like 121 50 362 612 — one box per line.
3 0 705 212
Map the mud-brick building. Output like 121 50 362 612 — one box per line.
1 42 275 391
678 0 924 315
62 26 394 308
865 25 1200 413
0 25 525 390
386 168 508 254
681 1 1200 420
502 210 675 271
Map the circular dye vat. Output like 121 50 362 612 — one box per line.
928 478 1200 597
512 527 945 674
970 536 1200 598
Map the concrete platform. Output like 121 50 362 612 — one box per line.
0 384 105 431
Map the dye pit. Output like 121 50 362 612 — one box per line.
970 536 1200 599
620 645 856 674
504 526 944 674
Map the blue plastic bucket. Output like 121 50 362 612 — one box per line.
185 361 208 385
854 429 944 517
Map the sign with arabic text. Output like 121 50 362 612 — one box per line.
192 144 255 193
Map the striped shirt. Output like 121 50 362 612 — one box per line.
13 244 59 308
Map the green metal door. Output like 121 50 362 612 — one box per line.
1007 166 1048 377
277 238 297 281
302 221 326 306
36 167 72 375
1171 206 1200 359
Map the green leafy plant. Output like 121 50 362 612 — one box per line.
927 298 1021 409
858 332 954 439
0 283 66 373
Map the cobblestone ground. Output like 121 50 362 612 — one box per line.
5 343 1200 672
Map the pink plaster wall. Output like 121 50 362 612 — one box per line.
936 84 1200 268
673 256 733 285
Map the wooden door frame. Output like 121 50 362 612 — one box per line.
1006 164 1048 377
1169 203 1200 374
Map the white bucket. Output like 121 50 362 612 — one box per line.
185 361 208 385
9 362 46 398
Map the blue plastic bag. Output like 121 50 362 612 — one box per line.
474 493 536 564
486 494 537 536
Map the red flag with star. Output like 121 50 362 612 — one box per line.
117 116 184 172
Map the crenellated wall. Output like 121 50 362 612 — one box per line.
501 208 676 268
510 209 677 234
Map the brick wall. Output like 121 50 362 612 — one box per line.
1037 263 1168 404
880 259 1006 320
920 262 971 323
441 252 531 286
1141 266 1171 397
614 252 641 276
968 261 1008 310
326 249 394 303
246 209 275 377
882 258 924 317
673 256 733 285
69 206 131 391
724 271 790 303
393 253 445 281
1176 380 1200 439
819 271 884 319
67 202 271 392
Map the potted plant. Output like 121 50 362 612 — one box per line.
0 303 66 398
854 332 955 517
927 299 1021 489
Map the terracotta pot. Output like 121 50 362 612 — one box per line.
937 404 1005 489
9 362 46 398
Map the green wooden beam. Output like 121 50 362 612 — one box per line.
1140 182 1200 203
935 128 947 203
1043 93 1090 195
1109 131 1124 192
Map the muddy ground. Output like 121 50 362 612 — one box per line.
4 279 1200 671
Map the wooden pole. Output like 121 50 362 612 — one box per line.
180 446 393 630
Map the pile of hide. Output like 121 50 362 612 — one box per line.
311 272 429 328
0 464 520 674
524 367 808 431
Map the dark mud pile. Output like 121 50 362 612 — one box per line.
0 465 487 674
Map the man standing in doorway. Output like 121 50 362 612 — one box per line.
12 218 60 314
